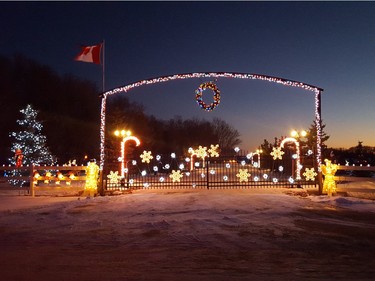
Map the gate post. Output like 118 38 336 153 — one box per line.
98 169 105 196
206 158 209 189
316 90 323 195
29 164 35 197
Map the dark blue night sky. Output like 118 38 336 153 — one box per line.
1 2 375 149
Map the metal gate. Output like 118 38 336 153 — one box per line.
104 149 318 191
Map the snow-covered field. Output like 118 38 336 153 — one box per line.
0 184 374 281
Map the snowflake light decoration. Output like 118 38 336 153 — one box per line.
208 144 220 157
303 167 317 181
270 147 284 160
195 145 208 159
107 171 121 184
169 170 183 183
140 150 153 163
236 169 251 182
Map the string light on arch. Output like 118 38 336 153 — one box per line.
100 72 323 170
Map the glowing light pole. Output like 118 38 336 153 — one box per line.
114 130 140 177
291 130 307 140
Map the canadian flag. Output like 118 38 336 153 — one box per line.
75 43 102 64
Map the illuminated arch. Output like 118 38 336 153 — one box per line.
100 72 323 171
280 137 302 180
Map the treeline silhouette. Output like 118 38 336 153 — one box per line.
0 55 241 164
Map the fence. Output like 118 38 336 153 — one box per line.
0 165 87 196
335 165 375 183
2 161 374 196
103 151 320 191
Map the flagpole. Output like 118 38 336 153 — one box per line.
99 39 105 195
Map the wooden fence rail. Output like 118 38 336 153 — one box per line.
335 164 375 184
0 165 87 196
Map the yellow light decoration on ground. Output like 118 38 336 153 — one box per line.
57 172 64 180
33 172 40 185
44 171 52 184
84 162 100 196
169 170 183 183
69 172 76 180
303 167 317 181
321 159 338 196
236 169 251 182
140 150 153 163
270 147 285 160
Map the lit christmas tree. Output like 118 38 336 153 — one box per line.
9 104 56 166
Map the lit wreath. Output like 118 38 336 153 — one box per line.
195 81 221 112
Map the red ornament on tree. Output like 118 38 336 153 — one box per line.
15 149 23 167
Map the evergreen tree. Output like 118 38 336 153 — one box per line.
9 104 55 166
304 120 330 153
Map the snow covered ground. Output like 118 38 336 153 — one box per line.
0 184 374 280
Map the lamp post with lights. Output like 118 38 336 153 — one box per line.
291 130 307 139
114 130 140 178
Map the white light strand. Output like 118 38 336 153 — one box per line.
280 137 302 180
315 90 323 169
99 72 323 169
